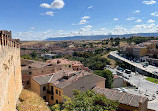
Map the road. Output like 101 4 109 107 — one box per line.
109 51 158 75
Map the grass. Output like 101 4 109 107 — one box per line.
103 52 116 68
17 89 51 111
146 77 158 84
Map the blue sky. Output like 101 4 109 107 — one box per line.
0 0 158 40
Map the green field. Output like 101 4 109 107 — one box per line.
146 77 158 84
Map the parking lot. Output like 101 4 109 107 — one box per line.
110 68 158 110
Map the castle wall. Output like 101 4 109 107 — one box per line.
0 31 22 111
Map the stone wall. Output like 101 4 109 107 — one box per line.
0 31 22 111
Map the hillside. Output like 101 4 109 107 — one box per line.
17 89 50 111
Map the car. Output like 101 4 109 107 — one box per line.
117 67 124 72
122 88 128 93
144 93 149 96
117 88 122 92
129 75 132 77
134 87 138 91
156 91 158 94
125 69 131 74
116 71 123 75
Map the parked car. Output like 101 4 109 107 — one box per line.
134 87 138 91
116 70 123 75
117 67 124 72
125 69 131 74
117 88 122 92
122 88 128 93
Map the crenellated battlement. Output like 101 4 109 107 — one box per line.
0 30 20 48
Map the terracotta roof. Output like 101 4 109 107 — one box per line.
32 70 104 90
93 87 148 108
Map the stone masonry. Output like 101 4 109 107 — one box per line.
0 30 22 111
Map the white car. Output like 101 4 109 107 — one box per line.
122 88 128 93
117 88 123 92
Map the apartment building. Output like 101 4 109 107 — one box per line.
47 58 85 71
121 40 158 62
30 70 105 105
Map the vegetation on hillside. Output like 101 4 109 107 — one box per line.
17 89 50 111
51 90 118 111
65 48 116 70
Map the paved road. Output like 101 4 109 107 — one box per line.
109 51 158 74
109 68 158 110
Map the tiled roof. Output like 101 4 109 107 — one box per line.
32 74 53 85
93 87 148 108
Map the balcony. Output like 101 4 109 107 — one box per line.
47 90 54 95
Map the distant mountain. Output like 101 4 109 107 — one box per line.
46 33 158 41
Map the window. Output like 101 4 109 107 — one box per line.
51 96 54 100
56 100 58 104
51 86 54 95
56 89 58 95
59 91 61 96
77 68 78 71
69 65 71 68
43 86 46 91
29 71 32 75
43 96 46 100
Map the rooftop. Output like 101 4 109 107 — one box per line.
93 87 148 108
32 70 91 89
47 58 82 65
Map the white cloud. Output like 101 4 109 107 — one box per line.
40 3 51 8
113 26 128 35
148 19 155 23
113 18 119 21
136 19 142 22
40 0 65 9
30 27 36 30
151 12 158 16
126 17 136 21
41 11 54 16
81 16 90 19
134 10 140 13
84 25 93 28
79 20 88 24
88 6 93 9
51 0 65 9
100 28 106 31
142 0 156 5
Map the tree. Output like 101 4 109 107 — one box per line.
102 70 114 89
30 52 37 59
62 90 118 111
94 70 113 89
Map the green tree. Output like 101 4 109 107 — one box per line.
63 90 118 111
102 70 114 89
94 70 113 89
30 52 37 59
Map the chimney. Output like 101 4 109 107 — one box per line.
138 97 148 111
82 71 84 76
